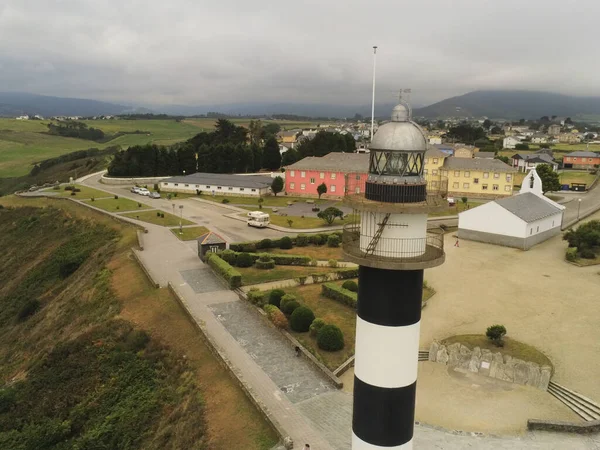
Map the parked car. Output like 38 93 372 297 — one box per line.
149 192 161 199
138 188 150 196
131 186 141 194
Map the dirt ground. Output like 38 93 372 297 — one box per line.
340 212 600 433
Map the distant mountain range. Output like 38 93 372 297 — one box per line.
414 90 600 120
0 92 147 117
3 90 600 121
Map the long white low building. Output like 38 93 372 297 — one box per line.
458 169 565 250
161 173 273 197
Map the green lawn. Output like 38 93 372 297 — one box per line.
83 197 151 212
120 209 194 227
237 265 341 286
271 245 345 261
559 171 596 186
49 184 113 199
442 334 553 370
428 201 482 217
0 119 199 177
170 226 210 241
203 194 329 208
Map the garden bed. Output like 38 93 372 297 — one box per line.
270 245 345 261
51 184 113 199
83 197 151 212
237 265 342 286
170 226 209 241
120 210 194 227
441 334 553 370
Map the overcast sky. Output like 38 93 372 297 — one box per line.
1 0 599 108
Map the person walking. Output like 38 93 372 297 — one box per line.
454 238 459 247
303 445 310 450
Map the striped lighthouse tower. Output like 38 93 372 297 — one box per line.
342 96 447 449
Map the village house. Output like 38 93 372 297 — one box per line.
458 168 565 250
547 124 562 136
559 133 581 144
531 134 549 144
511 151 558 172
563 151 600 169
277 130 301 148
503 136 522 149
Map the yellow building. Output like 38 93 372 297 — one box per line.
425 148 517 199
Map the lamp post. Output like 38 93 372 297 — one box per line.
172 203 175 216
179 205 184 234
577 198 582 221
370 46 378 142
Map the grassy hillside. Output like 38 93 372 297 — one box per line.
0 119 199 177
0 198 277 449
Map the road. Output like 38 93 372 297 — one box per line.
560 184 600 228
80 172 287 242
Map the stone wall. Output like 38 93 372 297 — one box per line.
429 341 551 391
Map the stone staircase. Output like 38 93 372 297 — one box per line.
418 350 429 361
547 381 600 422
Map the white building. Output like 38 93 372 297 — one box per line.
16 115 29 120
458 169 565 250
161 172 274 197
503 136 522 149
511 152 558 172
428 136 442 145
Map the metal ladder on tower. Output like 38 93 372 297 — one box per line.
363 213 390 256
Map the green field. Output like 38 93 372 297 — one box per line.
83 197 151 212
120 209 194 227
0 119 200 177
48 184 113 199
183 118 322 132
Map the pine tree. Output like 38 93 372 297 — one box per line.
262 137 281 170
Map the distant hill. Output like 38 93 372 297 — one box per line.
0 92 147 117
414 90 600 120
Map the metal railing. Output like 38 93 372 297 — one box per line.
342 224 445 263
343 173 448 207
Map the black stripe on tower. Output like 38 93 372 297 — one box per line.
353 377 417 447
356 265 423 327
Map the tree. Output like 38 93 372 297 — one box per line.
536 164 561 193
461 197 468 205
495 155 510 164
317 182 327 199
248 119 263 146
271 176 284 196
281 148 301 166
483 119 493 129
514 143 529 150
317 207 344 225
262 136 281 170
445 124 486 143
261 123 281 139
490 126 503 135
563 220 600 258
486 324 507 347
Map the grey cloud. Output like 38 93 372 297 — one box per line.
1 0 599 108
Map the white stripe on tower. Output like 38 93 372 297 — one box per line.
352 433 413 450
354 317 420 388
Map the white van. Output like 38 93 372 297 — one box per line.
247 211 270 228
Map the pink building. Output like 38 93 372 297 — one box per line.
284 153 369 198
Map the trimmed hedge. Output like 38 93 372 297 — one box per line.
309 318 326 337
218 250 312 267
281 300 301 316
279 236 293 249
205 253 242 288
290 306 315 332
566 247 578 262
264 304 288 329
230 233 342 252
247 289 266 305
321 283 357 308
342 280 358 292
334 267 359 280
269 289 285 307
280 294 297 310
296 234 308 247
255 259 275 269
317 324 345 351
327 234 341 248
236 252 254 268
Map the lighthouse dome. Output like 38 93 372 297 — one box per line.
370 101 427 152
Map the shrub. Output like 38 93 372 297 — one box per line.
91 197 95 202
328 259 338 268
486 324 507 347
580 248 596 259
290 306 315 332
71 191 76 196
281 300 301 316
309 318 326 337
205 253 242 288
255 258 275 269
153 183 159 191
327 234 341 248
222 198 230 204
137 202 142 208
269 289 285 307
309 257 318 267
319 234 329 245
296 234 308 247
321 283 357 308
317 324 344 351
114 195 119 199
73 188 81 193
219 249 237 265
264 304 288 329
236 252 254 268
232 242 256 253
565 247 578 262
280 294 297 310
257 238 273 249
116 206 120 209
247 289 266 305
156 211 161 217
294 276 308 286
280 236 293 249
342 280 358 292
17 299 41 321
64 185 74 191
335 267 359 280
160 213 165 218
53 185 61 190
